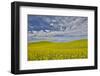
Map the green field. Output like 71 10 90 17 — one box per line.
28 39 88 61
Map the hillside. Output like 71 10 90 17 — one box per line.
28 39 88 61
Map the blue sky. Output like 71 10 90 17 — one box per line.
28 15 88 33
28 15 88 42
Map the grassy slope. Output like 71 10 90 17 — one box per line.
28 39 88 61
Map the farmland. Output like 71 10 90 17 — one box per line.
28 39 88 61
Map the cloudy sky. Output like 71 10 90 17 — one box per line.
28 15 87 34
28 15 88 42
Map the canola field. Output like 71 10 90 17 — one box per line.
28 39 88 61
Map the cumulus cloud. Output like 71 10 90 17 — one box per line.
28 15 88 42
